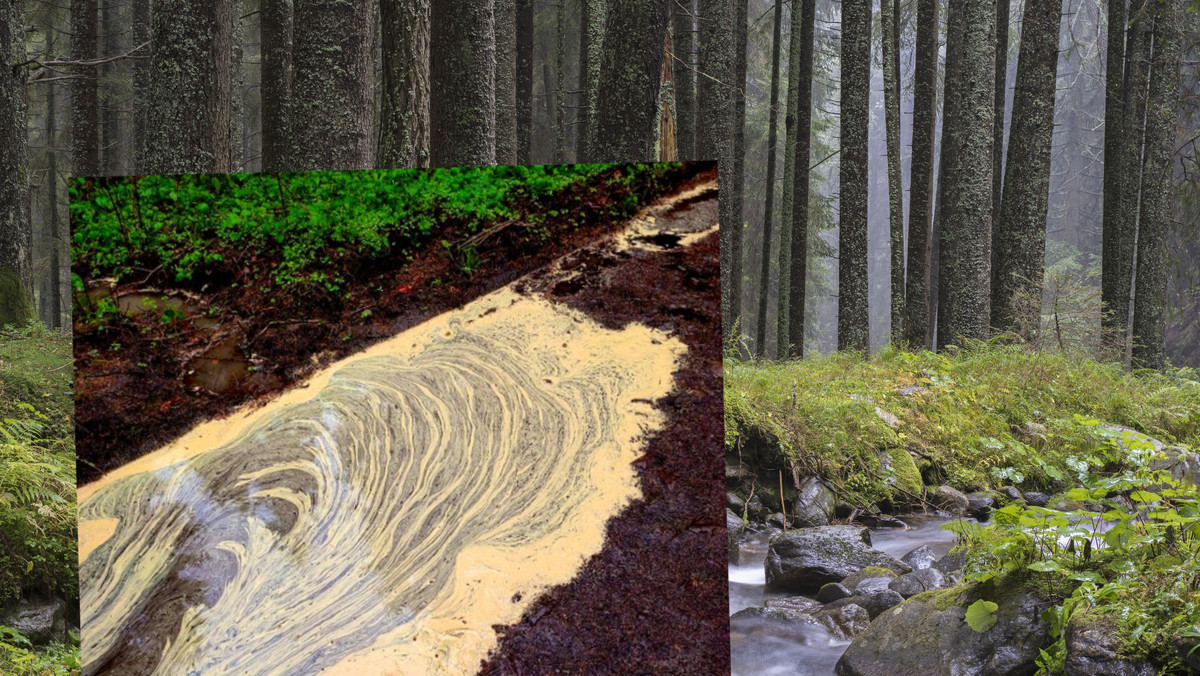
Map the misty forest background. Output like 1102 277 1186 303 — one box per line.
0 0 1198 367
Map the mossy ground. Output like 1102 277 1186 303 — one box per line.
725 342 1200 507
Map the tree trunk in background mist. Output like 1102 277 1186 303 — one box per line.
143 0 232 174
1101 0 1133 346
577 0 606 161
730 0 748 338
777 0 799 359
261 0 293 172
882 0 904 342
991 0 1059 334
936 0 995 350
700 0 740 336
494 0 516 164
754 0 783 357
100 1 120 173
672 0 696 160
555 1 566 162
592 0 668 161
1132 0 1180 371
1 0 32 326
290 0 375 170
430 2 495 167
46 69 62 329
379 0 430 168
905 0 938 349
231 0 245 170
785 0 815 359
516 0 533 164
131 0 150 170
71 0 99 177
839 0 870 352
991 0 1008 229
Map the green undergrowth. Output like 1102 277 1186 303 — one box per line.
71 163 680 295
725 341 1200 506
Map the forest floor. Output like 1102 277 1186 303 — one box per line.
73 162 726 673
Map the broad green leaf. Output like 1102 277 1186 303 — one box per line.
965 599 1000 632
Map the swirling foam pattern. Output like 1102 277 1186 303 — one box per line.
78 289 684 675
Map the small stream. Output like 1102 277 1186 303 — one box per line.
729 516 960 676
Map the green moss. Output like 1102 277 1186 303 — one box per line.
860 566 898 579
884 446 923 498
0 268 34 327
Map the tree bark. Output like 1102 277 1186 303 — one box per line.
992 0 1009 227
672 0 696 160
143 0 233 174
555 0 566 163
494 0 516 164
782 0 815 359
45 32 62 329
429 1 494 167
131 0 150 170
936 0 995 350
904 0 938 349
289 0 375 171
591 0 669 162
1 0 33 326
577 0 607 161
516 0 534 164
71 0 99 177
1131 0 1180 370
260 0 293 172
378 0 430 168
882 0 904 342
231 0 245 171
838 0 871 352
991 0 1061 334
754 0 784 357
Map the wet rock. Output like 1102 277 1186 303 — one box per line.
745 495 768 521
930 485 969 516
726 459 753 485
825 589 905 620
835 586 1050 676
812 603 872 640
727 509 745 563
765 526 912 593
1001 486 1024 503
841 567 899 591
933 550 966 586
857 514 908 529
1023 491 1050 507
966 492 995 518
763 596 823 616
1047 494 1085 512
889 568 944 599
0 597 66 645
792 477 836 528
834 501 855 519
730 605 819 624
766 512 789 529
900 545 937 571
727 491 746 513
1148 446 1200 489
1065 612 1158 676
880 447 923 498
850 576 894 595
1173 635 1200 674
816 582 853 603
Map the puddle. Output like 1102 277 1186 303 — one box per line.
185 334 249 393
616 181 719 252
78 287 686 676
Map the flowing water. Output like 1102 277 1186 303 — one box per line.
729 515 961 676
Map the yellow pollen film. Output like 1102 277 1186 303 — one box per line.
77 287 684 675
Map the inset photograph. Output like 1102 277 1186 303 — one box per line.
73 163 725 674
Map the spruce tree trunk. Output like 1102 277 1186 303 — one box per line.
992 0 1009 225
1101 0 1130 344
290 0 375 171
144 0 233 174
100 1 121 173
494 0 516 164
1115 12 1153 355
787 0 815 358
672 0 696 160
71 0 100 177
991 0 1060 334
132 0 150 170
1131 0 1180 371
577 0 606 160
46 45 62 329
555 0 566 163
882 0 904 342
261 0 293 172
839 0 871 352
730 0 748 340
1 0 32 326
904 0 938 349
430 1 495 167
777 0 800 358
516 0 534 164
699 0 740 337
591 0 669 162
935 0 995 350
231 0 245 171
754 0 784 357
378 0 430 168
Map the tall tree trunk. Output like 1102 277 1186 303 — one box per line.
260 0 293 172
699 0 740 337
839 0 870 352
494 0 516 164
882 0 904 342
290 0 375 171
991 0 1060 334
429 2 494 167
132 0 150 170
591 0 669 162
378 0 430 168
904 0 938 349
46 33 62 329
754 0 784 357
672 0 696 160
777 0 799 358
1131 0 1180 371
144 0 233 174
730 0 748 340
577 0 605 160
555 0 566 162
1 0 33 326
516 0 534 164
1101 0 1136 348
936 0 995 350
231 0 245 171
782 0 815 359
992 0 1008 227
1115 10 1153 356
71 0 100 177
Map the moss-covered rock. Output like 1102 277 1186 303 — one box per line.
0 268 34 327
881 447 923 499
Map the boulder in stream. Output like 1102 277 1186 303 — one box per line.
966 492 995 518
888 568 944 599
1064 612 1158 676
792 477 835 528
727 509 745 563
835 583 1050 676
0 597 67 645
812 603 872 640
899 545 937 571
825 589 905 620
1023 491 1050 507
816 582 853 603
930 485 969 516
765 526 911 593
